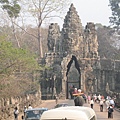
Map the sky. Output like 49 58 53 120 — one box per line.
53 0 112 28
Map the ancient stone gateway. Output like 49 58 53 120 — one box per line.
42 4 120 99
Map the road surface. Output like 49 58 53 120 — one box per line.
37 99 120 120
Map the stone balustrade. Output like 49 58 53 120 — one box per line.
0 92 41 120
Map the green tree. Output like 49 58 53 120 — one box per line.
0 36 40 98
109 0 120 30
1 0 70 58
0 0 21 47
1 0 21 18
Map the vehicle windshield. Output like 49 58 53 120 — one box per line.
55 104 68 108
26 110 45 118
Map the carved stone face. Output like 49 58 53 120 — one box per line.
67 36 79 51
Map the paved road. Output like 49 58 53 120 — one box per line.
38 99 120 120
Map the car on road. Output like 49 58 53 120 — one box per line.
54 103 68 108
22 107 48 120
40 106 97 120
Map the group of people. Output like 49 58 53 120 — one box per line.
88 94 105 110
88 94 115 119
69 86 87 106
69 85 87 102
14 104 32 120
69 86 115 119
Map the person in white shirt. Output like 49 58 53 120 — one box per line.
14 107 19 120
90 98 94 109
99 99 104 112
28 104 32 109
105 99 110 111
98 94 101 102
109 98 115 107
24 106 27 116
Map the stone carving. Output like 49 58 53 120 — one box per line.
62 3 83 54
85 22 96 34
84 22 98 58
43 3 120 99
47 23 60 52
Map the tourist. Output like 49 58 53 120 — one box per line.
24 106 27 116
108 104 114 118
94 94 97 102
105 99 110 111
74 89 84 106
98 94 101 103
28 104 32 109
109 98 115 107
74 95 84 106
87 95 91 103
14 107 19 120
82 93 87 103
69 86 74 99
55 95 59 104
90 98 94 109
73 88 78 94
99 99 104 112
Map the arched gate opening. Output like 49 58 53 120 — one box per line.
66 55 81 99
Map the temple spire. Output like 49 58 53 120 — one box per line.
62 4 83 55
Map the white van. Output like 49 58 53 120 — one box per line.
40 106 97 120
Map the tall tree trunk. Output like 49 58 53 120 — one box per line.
11 19 20 48
40 38 43 58
38 28 43 58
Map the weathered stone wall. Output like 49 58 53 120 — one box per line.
44 3 120 99
0 92 41 120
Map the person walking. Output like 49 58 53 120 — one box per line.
14 107 19 120
55 95 59 104
24 106 27 116
108 105 114 118
109 98 115 108
99 99 104 112
87 95 91 103
90 98 94 109
105 99 110 111
69 86 74 99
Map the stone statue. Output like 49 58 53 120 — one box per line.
87 79 93 93
47 23 60 52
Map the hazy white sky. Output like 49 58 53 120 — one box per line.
72 0 112 25
54 0 112 28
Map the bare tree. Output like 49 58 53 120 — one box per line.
19 0 70 58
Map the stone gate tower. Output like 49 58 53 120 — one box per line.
43 4 120 99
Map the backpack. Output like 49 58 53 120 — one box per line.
108 107 113 113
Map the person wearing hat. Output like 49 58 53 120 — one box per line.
74 89 84 106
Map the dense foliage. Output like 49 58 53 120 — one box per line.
0 36 40 98
0 0 21 18
109 0 120 30
97 25 120 60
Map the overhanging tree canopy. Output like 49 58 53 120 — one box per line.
109 0 120 30
1 0 21 18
